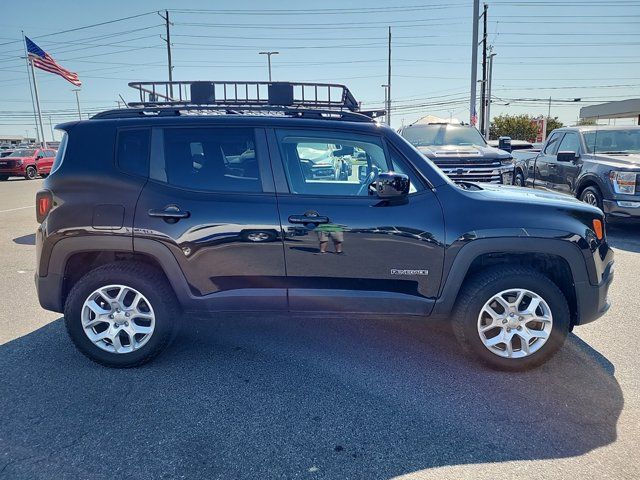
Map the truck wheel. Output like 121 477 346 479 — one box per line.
452 266 570 371
25 166 37 180
580 186 603 210
513 170 525 187
64 262 179 368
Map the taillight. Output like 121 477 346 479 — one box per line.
36 190 53 223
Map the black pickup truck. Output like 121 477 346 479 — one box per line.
512 126 640 220
398 121 514 184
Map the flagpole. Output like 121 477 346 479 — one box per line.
21 32 40 146
29 57 47 149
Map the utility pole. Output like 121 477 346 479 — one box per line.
72 89 82 120
48 116 55 142
470 0 480 125
485 50 496 139
387 26 392 127
547 96 552 120
479 3 488 133
259 51 279 82
381 84 389 124
159 10 174 98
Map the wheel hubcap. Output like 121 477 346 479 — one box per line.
583 192 598 206
81 284 155 354
247 232 270 242
477 288 553 359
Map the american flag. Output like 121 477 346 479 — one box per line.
25 36 81 87
471 108 478 126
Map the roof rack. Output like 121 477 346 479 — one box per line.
91 80 385 122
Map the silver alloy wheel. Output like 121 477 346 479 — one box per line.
246 232 271 242
477 288 553 359
583 192 598 206
81 284 155 354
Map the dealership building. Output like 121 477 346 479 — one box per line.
580 98 640 125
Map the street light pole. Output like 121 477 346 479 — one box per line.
485 51 496 139
72 89 82 120
259 51 279 82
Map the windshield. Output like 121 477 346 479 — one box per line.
8 149 35 157
401 124 487 147
583 129 640 154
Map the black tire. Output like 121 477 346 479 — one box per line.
452 266 570 371
580 185 603 210
513 170 525 187
64 262 179 368
0 175 8 181
24 166 37 180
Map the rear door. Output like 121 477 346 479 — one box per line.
133 125 287 310
269 128 445 315
533 131 563 190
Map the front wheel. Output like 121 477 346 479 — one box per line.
580 186 603 210
64 262 179 367
513 170 525 187
452 266 570 371
24 166 37 180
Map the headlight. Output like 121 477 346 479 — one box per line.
500 157 514 166
609 171 637 195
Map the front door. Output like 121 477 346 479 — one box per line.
269 128 445 316
534 131 563 191
553 131 582 195
133 125 287 310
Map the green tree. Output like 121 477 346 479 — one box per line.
577 118 597 126
489 114 539 141
546 116 564 136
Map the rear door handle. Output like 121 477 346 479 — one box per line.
288 214 330 224
148 205 190 221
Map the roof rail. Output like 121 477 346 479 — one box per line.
127 80 361 111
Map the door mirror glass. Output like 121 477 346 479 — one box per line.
557 150 578 162
375 172 410 199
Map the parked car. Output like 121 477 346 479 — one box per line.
35 80 613 371
398 120 514 184
0 149 13 158
0 148 57 180
512 126 640 220
488 139 535 151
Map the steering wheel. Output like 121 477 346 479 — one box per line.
356 170 377 196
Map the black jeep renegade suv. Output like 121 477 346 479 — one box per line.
35 81 614 370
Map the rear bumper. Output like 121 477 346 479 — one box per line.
603 199 640 220
575 259 614 325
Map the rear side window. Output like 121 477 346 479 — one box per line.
117 129 150 177
162 127 261 193
50 132 68 175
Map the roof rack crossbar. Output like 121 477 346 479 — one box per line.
127 80 361 112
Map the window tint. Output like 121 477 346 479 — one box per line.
277 130 421 196
50 132 67 175
544 132 562 155
117 129 150 177
163 127 261 193
557 133 580 153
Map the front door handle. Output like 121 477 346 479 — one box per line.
148 205 190 222
288 214 330 225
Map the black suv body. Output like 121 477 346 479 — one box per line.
513 126 640 220
35 81 614 370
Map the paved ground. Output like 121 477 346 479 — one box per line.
0 177 638 479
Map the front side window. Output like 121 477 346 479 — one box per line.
163 127 261 193
117 129 150 177
276 130 421 196
544 132 562 155
557 133 580 154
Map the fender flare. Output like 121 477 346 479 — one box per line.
432 237 590 315
576 173 608 197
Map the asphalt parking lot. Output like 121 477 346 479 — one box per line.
0 178 638 480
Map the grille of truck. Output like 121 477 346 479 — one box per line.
436 160 507 184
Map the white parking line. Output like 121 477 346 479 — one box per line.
0 205 33 214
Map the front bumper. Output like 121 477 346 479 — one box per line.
575 259 614 325
603 199 640 220
0 166 26 176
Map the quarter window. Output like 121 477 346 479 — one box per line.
162 127 261 193
116 129 150 177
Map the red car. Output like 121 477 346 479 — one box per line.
0 148 56 180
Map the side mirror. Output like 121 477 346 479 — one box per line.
498 136 512 153
375 172 409 200
557 150 579 162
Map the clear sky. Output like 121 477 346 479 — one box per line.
1 0 639 140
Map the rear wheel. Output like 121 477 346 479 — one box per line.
452 266 570 371
513 170 525 187
24 166 37 180
64 262 179 367
580 186 603 210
